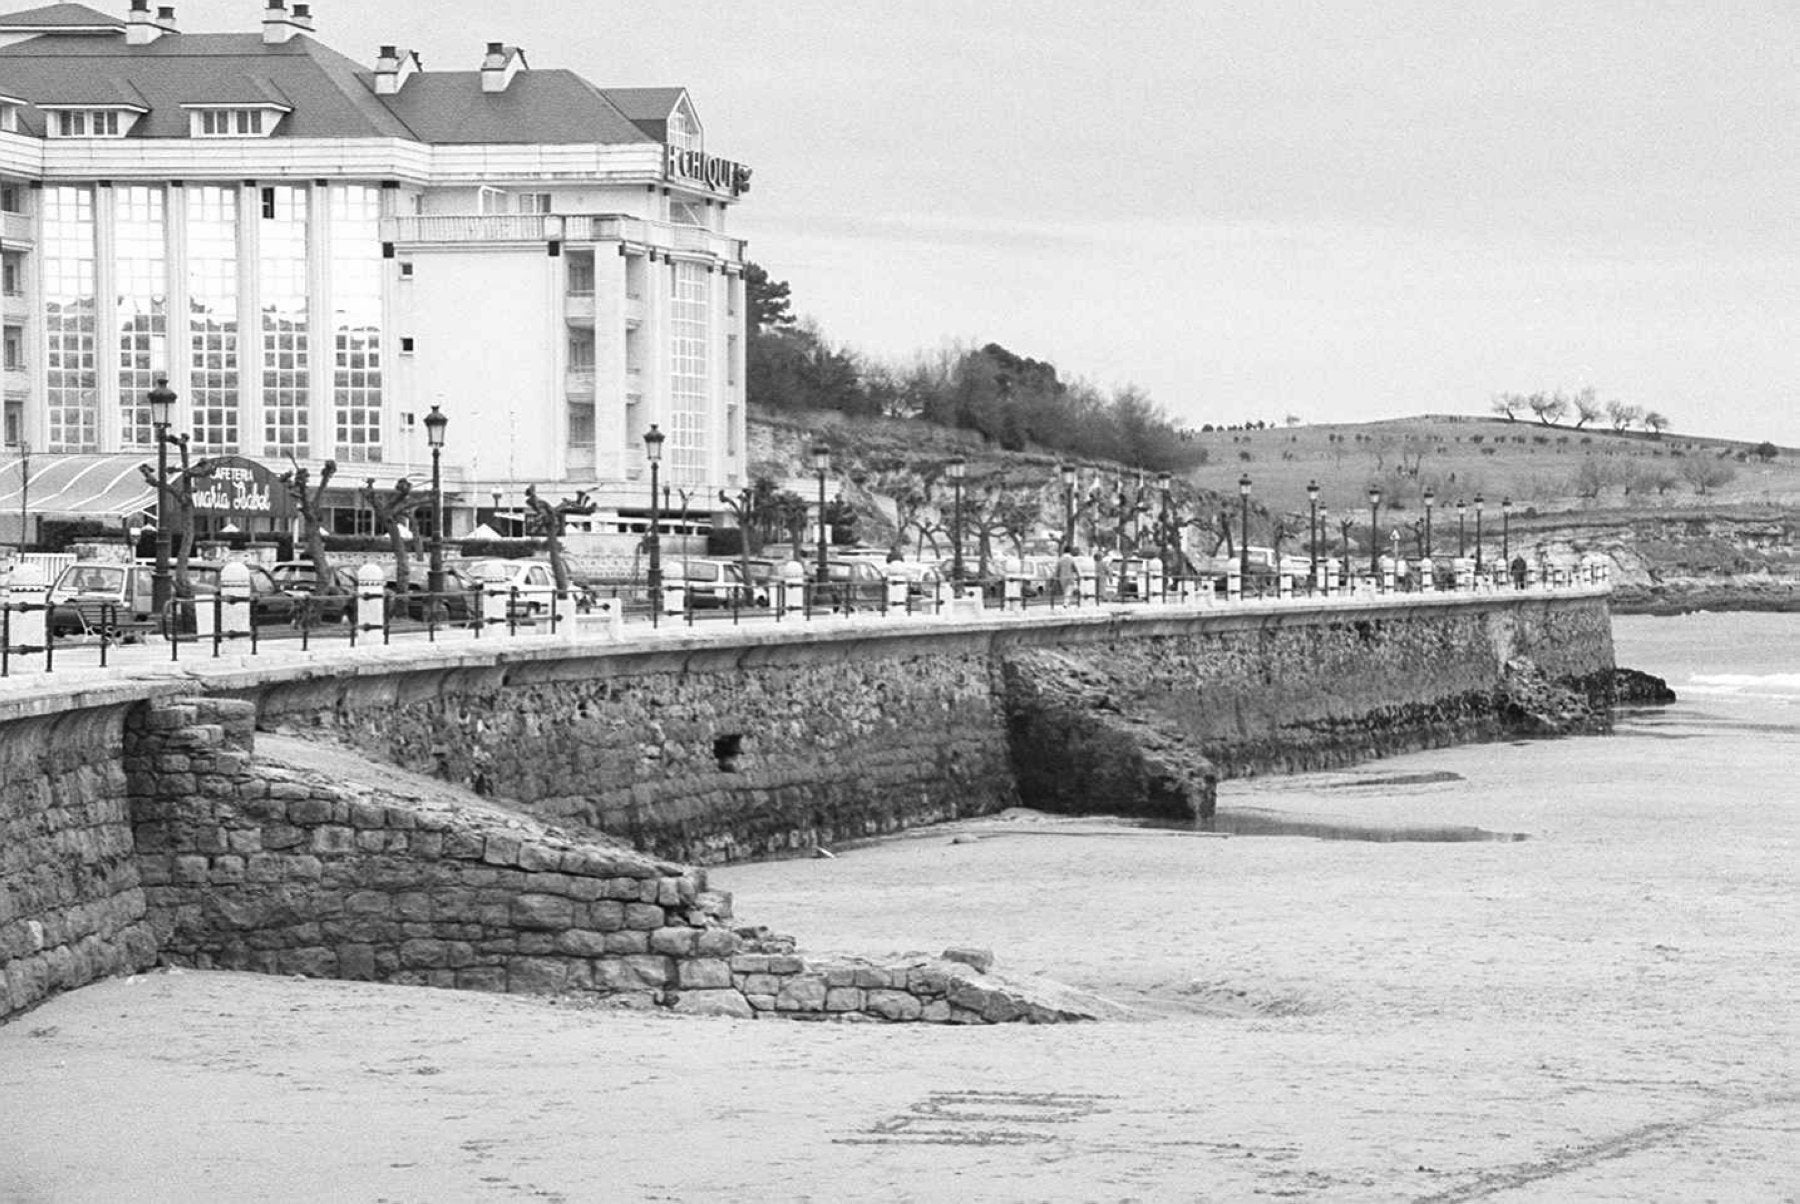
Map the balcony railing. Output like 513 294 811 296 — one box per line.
564 291 594 323
0 212 31 245
565 367 596 397
382 213 747 265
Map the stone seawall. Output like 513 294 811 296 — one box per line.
244 593 1615 858
2 590 1614 1021
0 691 161 1020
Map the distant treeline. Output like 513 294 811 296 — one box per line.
745 263 1205 474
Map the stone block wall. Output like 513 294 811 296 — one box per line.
124 698 1087 1023
0 703 158 1022
270 638 1020 865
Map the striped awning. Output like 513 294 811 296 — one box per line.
0 453 157 521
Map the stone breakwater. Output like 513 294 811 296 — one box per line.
102 696 1094 1026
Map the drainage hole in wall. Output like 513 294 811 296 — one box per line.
714 734 743 773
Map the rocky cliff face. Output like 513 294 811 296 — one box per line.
1510 509 1800 614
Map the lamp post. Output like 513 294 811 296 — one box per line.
1157 471 1172 580
1367 485 1382 575
947 456 966 589
1318 504 1329 579
812 440 831 586
1502 496 1512 564
1059 462 1077 554
1237 474 1251 582
643 424 664 600
423 404 448 596
1456 497 1467 558
1422 487 1435 559
147 375 176 615
1306 479 1320 582
490 487 502 532
1472 493 1485 571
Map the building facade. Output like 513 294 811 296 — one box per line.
0 0 749 538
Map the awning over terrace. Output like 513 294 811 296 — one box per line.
0 453 157 522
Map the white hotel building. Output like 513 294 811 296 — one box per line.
0 0 749 540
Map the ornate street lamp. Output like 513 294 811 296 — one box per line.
1238 473 1251 582
643 424 664 605
147 375 177 615
1306 479 1321 581
1502 496 1513 566
947 456 966 589
1367 484 1382 575
1318 505 1330 581
1059 462 1077 554
812 440 831 586
1473 493 1485 571
423 404 448 597
1456 497 1467 558
1422 487 1435 559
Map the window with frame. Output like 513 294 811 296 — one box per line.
567 402 595 448
54 110 124 138
514 192 552 215
0 105 16 134
3 325 22 371
566 251 594 295
568 331 595 371
668 104 700 156
3 400 20 447
194 109 271 137
2 253 21 296
0 184 20 213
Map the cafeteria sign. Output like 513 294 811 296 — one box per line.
184 456 293 521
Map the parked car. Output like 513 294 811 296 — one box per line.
817 559 886 609
459 559 557 616
48 560 348 636
665 558 755 609
268 560 359 596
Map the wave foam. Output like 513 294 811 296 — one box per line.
1687 672 1800 696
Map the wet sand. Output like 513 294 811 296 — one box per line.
0 615 1795 1201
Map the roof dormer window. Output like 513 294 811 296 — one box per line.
50 109 136 139
185 105 288 139
0 97 21 135
668 105 700 156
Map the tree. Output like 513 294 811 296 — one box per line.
1642 410 1670 438
1680 457 1735 495
522 485 596 591
137 437 221 597
1527 391 1569 426
361 477 430 604
1491 394 1522 422
279 456 339 589
1752 441 1779 463
742 261 795 335
1571 387 1602 430
1606 400 1642 433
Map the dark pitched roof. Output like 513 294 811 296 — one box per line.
601 86 685 141
0 3 120 29
369 69 654 146
0 32 416 139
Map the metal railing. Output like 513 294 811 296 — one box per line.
0 563 1610 679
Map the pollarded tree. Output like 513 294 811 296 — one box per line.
1643 410 1670 438
137 436 221 597
523 484 596 591
279 456 338 590
362 477 430 602
1491 393 1523 422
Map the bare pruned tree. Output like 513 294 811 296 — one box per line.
279 455 339 590
362 477 430 602
523 484 596 591
137 436 221 596
1571 387 1602 430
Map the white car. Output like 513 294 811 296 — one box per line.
461 558 558 615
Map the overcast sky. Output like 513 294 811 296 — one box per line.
171 1 1798 443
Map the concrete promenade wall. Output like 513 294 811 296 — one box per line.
1 587 1612 1021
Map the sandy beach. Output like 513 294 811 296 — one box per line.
0 613 1795 1202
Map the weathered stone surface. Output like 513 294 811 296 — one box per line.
669 990 754 1019
941 946 995 974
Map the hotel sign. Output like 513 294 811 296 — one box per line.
666 145 752 196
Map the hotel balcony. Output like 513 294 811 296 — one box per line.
380 213 747 266
2 290 25 320
566 367 596 398
564 290 594 324
625 292 644 329
3 366 28 396
566 444 596 474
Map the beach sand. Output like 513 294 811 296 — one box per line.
0 615 1795 1201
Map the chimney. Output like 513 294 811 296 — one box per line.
154 4 177 33
373 44 420 96
262 0 302 45
479 42 526 93
291 3 313 31
125 0 161 44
